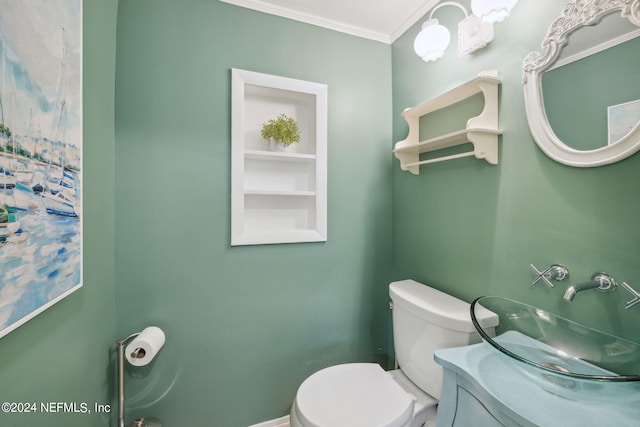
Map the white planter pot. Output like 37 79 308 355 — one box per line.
270 139 292 152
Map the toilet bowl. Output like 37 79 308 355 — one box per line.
290 363 438 427
290 280 499 427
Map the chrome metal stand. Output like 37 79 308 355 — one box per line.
117 333 140 427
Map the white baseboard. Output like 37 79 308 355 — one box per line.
248 415 290 427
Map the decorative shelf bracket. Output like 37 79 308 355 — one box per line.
394 70 502 175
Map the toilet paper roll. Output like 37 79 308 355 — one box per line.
125 326 166 367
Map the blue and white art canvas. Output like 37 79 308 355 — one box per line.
0 0 82 338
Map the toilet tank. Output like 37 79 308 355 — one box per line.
389 280 498 400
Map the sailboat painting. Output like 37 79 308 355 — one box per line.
0 0 82 338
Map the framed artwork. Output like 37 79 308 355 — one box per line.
608 99 640 145
0 0 82 338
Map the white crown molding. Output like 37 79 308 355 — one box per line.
389 0 440 43
219 0 390 43
219 0 439 44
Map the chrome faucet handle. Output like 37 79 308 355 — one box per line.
530 264 569 288
621 282 640 309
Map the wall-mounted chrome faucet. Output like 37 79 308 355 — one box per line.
563 272 617 302
528 264 640 310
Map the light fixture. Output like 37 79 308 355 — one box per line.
414 0 519 62
414 1 494 62
414 19 451 62
117 326 166 427
471 0 520 24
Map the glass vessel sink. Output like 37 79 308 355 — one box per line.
471 296 640 381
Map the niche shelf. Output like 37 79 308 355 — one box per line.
394 70 502 175
231 69 328 246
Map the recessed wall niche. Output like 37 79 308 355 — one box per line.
231 69 328 245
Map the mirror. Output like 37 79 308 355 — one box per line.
523 0 640 167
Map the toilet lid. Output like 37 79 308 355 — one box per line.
295 363 414 427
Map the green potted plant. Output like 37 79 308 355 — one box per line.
260 114 301 151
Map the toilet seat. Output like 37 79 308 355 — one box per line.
293 363 414 427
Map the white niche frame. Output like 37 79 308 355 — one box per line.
231 69 328 246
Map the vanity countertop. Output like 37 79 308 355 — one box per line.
435 341 640 427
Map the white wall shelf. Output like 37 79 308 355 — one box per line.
394 70 502 175
244 149 317 162
231 69 328 246
244 190 316 197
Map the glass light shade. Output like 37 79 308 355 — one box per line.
414 19 451 62
471 0 519 23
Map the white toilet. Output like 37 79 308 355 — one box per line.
290 279 498 427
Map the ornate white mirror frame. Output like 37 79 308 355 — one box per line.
523 0 640 167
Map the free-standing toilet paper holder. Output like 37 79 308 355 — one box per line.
117 326 166 427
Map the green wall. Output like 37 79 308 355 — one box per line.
0 0 118 426
114 1 393 425
392 0 640 341
3 1 638 426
